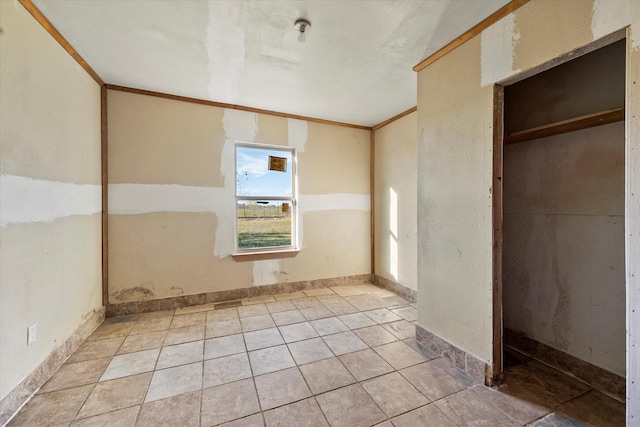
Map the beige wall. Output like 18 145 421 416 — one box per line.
0 1 103 402
374 112 417 291
416 0 640 402
503 122 625 376
107 90 371 302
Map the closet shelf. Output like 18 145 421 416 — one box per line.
504 107 624 145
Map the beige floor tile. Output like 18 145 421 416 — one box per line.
8 384 94 426
138 310 174 320
220 413 265 427
373 341 426 369
556 390 625 426
373 422 393 427
344 295 389 311
206 319 243 338
428 357 478 387
174 303 216 315
273 291 306 300
164 324 205 346
170 312 206 329
39 358 109 394
278 321 319 343
325 302 360 316
399 361 466 401
470 383 552 425
338 313 377 330
303 288 335 297
364 309 402 324
100 348 160 381
204 353 252 388
362 372 428 417
292 297 323 309
156 340 204 369
137 390 201 427
86 322 136 341
266 300 297 313
434 389 520 426
117 330 167 355
241 314 276 332
129 317 172 335
322 331 368 356
299 358 356 394
238 304 270 318
249 345 296 376
288 337 334 365
390 404 457 427
528 412 584 426
145 362 203 403
391 306 418 321
383 295 411 307
330 286 367 297
205 333 247 360
339 349 394 381
381 320 415 340
263 398 328 427
358 285 397 298
207 308 239 322
66 337 125 363
76 372 152 419
70 406 140 427
243 296 276 305
310 318 349 336
315 384 386 427
300 306 333 321
271 309 306 326
354 325 398 347
244 327 285 351
254 367 311 410
316 295 347 305
201 379 260 426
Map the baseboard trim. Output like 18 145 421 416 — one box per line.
504 329 625 401
0 306 106 426
373 275 417 303
106 274 374 317
415 324 491 385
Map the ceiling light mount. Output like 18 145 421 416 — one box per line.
295 18 311 43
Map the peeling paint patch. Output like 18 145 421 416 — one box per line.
108 184 225 214
253 259 280 286
299 194 370 213
481 12 519 87
287 119 308 153
0 175 101 227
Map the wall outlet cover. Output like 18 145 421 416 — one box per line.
27 324 36 345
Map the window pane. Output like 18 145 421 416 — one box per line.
236 146 292 197
237 201 292 249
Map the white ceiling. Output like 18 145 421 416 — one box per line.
33 0 510 127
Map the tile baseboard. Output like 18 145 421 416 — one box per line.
106 274 373 317
415 324 491 385
373 275 416 303
0 306 106 426
504 329 625 401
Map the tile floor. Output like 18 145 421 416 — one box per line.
8 284 626 426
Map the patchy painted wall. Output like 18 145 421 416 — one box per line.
374 112 417 291
503 122 625 376
416 3 640 413
107 90 370 302
0 1 102 402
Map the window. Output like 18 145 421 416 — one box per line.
235 143 297 254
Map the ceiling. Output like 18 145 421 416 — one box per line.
33 0 510 127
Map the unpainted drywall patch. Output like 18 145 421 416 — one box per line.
0 175 101 227
481 12 519 87
632 21 640 51
253 259 280 286
108 183 226 214
592 0 640 47
287 119 308 153
299 194 370 213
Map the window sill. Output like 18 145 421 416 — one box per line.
232 249 300 262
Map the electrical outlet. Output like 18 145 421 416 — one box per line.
27 324 36 345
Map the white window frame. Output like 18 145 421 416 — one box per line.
233 141 298 255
